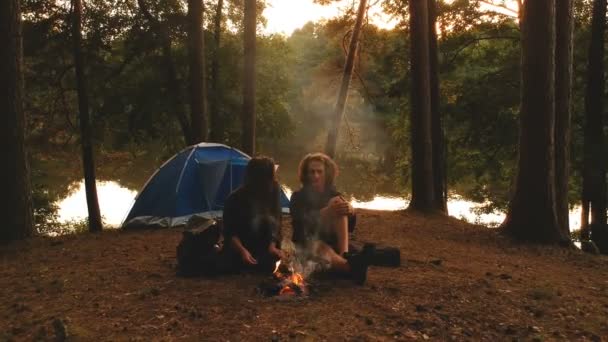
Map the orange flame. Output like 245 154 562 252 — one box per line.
279 286 296 296
290 273 304 286
273 259 307 296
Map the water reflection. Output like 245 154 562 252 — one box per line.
352 194 583 231
57 181 583 232
350 195 505 227
351 196 406 211
56 181 137 227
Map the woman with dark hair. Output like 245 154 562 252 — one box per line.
290 153 371 284
222 156 285 273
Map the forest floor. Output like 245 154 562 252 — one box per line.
1 209 608 341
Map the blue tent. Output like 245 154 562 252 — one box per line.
122 143 290 228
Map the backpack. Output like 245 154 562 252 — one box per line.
176 217 223 277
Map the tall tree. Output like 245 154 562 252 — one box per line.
0 0 33 241
581 0 608 252
325 0 368 158
209 0 224 143
138 0 193 145
428 0 447 213
242 0 256 155
554 0 573 238
408 0 435 211
187 0 207 143
72 0 103 232
501 0 568 243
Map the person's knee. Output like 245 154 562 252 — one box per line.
328 196 342 206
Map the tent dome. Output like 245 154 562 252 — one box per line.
122 143 290 228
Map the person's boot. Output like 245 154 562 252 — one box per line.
346 244 375 285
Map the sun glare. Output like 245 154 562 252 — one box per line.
262 0 399 36
262 0 519 36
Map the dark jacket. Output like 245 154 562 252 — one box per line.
222 186 282 257
289 185 342 246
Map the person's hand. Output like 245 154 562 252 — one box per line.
329 196 353 216
269 245 287 260
240 248 258 265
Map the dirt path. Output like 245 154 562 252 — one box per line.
1 210 607 341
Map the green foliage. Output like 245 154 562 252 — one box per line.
32 182 92 236
21 0 294 152
21 0 601 219
570 229 582 242
32 182 61 233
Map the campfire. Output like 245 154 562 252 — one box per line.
273 260 308 296
258 259 309 297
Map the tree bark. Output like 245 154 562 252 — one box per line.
554 0 573 239
209 0 224 143
516 0 524 27
408 0 435 212
72 0 103 232
325 0 368 158
501 0 567 243
428 0 447 214
138 0 192 145
188 0 207 144
0 0 33 241
242 0 256 155
582 0 608 252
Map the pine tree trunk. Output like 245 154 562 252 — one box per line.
325 0 368 158
554 0 573 239
582 0 608 252
408 0 435 211
72 0 103 232
242 0 256 155
428 0 447 214
501 0 567 243
0 0 34 241
188 0 207 144
516 0 524 28
209 0 224 143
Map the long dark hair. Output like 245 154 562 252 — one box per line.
242 156 281 220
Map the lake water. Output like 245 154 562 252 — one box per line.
56 180 583 231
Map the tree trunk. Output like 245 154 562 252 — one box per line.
242 0 256 155
554 0 573 239
501 0 567 243
138 0 192 145
0 0 33 241
516 0 524 28
428 0 447 214
325 0 368 158
209 0 224 143
188 0 207 144
72 0 103 232
582 0 608 252
408 0 435 212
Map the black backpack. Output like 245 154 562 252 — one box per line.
176 218 223 277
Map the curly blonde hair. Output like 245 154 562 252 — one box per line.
297 152 339 187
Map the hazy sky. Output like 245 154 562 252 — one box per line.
261 0 518 36
262 0 398 35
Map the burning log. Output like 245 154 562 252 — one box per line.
258 260 310 297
